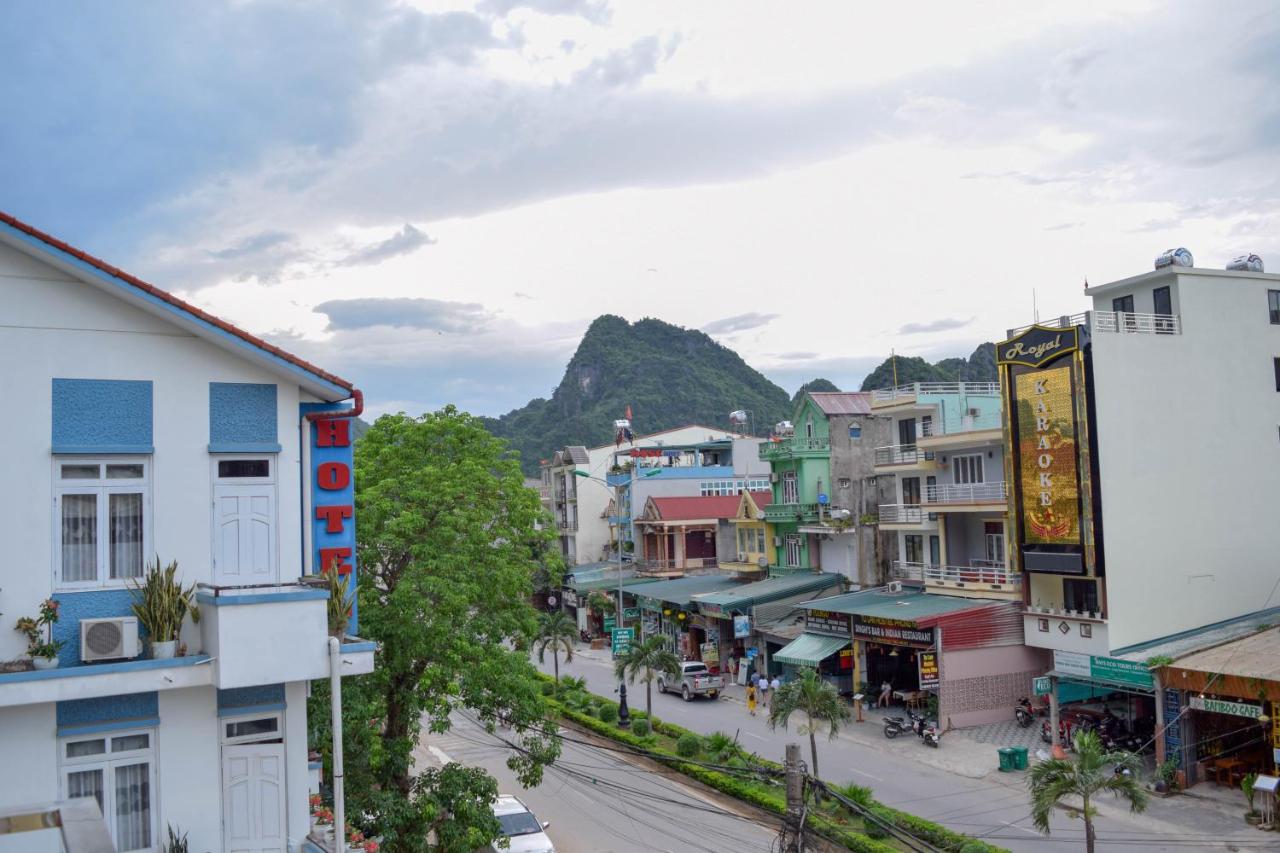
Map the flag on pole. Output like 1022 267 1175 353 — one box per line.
625 404 632 420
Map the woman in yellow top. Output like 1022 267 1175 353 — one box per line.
746 683 757 716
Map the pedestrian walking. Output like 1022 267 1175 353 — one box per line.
746 683 757 716
770 674 780 698
757 674 770 708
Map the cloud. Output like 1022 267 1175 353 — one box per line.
477 0 611 25
513 291 535 299
338 224 436 266
314 297 491 333
572 34 682 89
898 317 975 335
701 313 779 335
207 230 294 260
1044 221 1083 231
769 351 819 361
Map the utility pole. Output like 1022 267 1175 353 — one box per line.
782 743 805 853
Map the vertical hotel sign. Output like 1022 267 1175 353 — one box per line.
303 404 357 633
998 325 1085 572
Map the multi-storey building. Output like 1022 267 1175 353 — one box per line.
0 211 374 853
871 382 1019 599
760 392 892 584
998 254 1280 764
540 426 753 567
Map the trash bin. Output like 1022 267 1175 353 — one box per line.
1012 746 1029 770
997 748 1015 772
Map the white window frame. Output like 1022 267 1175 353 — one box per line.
53 457 152 591
782 471 798 504
211 454 276 485
952 454 985 485
59 727 157 853
221 711 284 746
784 534 803 568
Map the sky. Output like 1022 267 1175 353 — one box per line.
3 1 1278 419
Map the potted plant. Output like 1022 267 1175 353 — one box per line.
323 559 354 639
1243 772 1262 824
130 557 199 659
1152 757 1179 795
14 598 64 669
162 824 190 853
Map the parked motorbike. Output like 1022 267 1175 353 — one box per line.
919 719 941 748
883 709 925 739
1015 696 1048 728
579 629 591 643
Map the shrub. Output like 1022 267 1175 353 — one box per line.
539 681 556 696
839 783 875 809
598 703 618 723
705 731 736 758
675 733 701 758
863 807 895 840
630 718 650 736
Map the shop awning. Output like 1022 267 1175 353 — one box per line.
797 588 1001 624
634 575 745 608
773 632 849 666
692 573 843 614
573 576 660 593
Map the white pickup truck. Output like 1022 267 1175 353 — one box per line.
656 661 724 702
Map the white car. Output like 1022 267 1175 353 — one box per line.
484 795 555 853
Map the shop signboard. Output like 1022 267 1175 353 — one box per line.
603 616 616 633
852 616 933 647
562 590 578 608
1033 676 1052 696
611 627 633 656
918 652 940 690
1189 696 1264 719
1163 690 1183 768
701 642 719 667
734 614 751 639
623 607 640 619
805 609 853 637
1014 365 1082 546
1053 651 1154 689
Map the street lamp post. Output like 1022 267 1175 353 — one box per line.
575 465 661 729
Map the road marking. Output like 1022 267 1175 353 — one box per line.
744 732 768 741
849 767 884 781
1000 820 1039 836
427 745 452 765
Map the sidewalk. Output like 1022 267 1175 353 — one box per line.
566 644 1268 847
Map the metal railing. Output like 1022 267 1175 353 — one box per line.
763 502 822 523
1007 310 1180 336
924 563 1020 586
890 561 926 581
878 504 929 524
924 481 1008 504
873 444 934 466
871 381 1000 404
557 518 578 532
635 556 717 574
759 436 831 459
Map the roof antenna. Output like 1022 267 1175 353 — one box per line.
1033 288 1039 324
891 348 898 387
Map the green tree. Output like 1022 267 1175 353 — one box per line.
534 610 576 687
613 634 681 716
309 407 562 852
1027 729 1147 853
767 667 851 782
586 589 615 617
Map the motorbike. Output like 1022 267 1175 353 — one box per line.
579 629 591 643
1015 696 1048 728
919 719 941 748
883 709 925 739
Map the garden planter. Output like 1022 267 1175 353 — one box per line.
31 656 59 671
151 640 177 659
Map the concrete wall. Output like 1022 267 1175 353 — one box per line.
0 240 312 660
942 644 1050 728
158 687 222 848
1088 269 1280 649
0 704 58 806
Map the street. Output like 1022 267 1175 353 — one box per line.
413 708 779 853
535 647 1250 852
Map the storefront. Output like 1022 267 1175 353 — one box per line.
1152 628 1280 788
772 608 854 693
632 574 743 663
1040 649 1157 751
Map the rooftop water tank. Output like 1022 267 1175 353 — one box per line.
1226 253 1264 273
1154 247 1194 269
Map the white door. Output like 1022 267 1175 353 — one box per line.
213 485 277 586
222 743 286 853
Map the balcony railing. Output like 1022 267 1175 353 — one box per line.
635 557 718 575
763 502 822 523
871 381 1000 405
1007 310 1181 337
557 519 578 532
924 481 1008 505
759 436 831 460
873 444 935 466
878 504 929 524
924 563 1020 587
890 560 926 582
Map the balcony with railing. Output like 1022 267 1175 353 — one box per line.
873 444 936 469
924 562 1020 588
1007 310 1181 337
877 504 935 527
923 481 1008 507
763 502 822 524
634 556 718 576
890 560 926 583
557 517 578 533
870 381 1001 408
758 435 831 461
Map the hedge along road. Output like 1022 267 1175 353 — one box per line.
533 647 1183 853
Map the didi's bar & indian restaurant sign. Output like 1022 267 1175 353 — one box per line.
303 404 358 631
852 615 933 647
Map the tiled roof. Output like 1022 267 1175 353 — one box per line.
565 446 589 464
0 210 354 394
649 491 772 521
807 392 873 415
798 588 1001 625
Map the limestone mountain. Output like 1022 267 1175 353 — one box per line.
858 343 998 391
791 378 840 405
483 315 794 474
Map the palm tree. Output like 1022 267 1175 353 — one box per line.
613 634 681 716
1028 728 1148 852
533 610 576 688
767 667 850 782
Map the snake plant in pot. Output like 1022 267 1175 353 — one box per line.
130 557 200 659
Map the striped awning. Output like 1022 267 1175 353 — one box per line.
773 632 849 666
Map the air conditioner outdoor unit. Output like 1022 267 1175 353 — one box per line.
773 536 782 547
757 556 769 567
967 407 981 417
737 552 747 563
769 473 779 483
886 581 903 594
81 617 141 662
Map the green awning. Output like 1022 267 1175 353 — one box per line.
773 632 850 666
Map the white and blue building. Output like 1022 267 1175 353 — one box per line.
0 211 373 852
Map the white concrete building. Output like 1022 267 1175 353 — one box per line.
0 211 374 852
540 425 743 566
1003 259 1280 657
